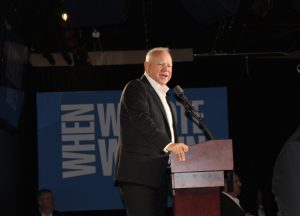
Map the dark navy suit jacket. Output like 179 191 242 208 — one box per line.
221 192 246 216
114 75 177 188
37 210 61 216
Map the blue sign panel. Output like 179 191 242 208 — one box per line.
36 87 228 211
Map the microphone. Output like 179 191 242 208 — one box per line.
173 85 214 140
173 85 194 110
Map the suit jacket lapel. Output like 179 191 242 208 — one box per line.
140 76 176 141
141 76 169 122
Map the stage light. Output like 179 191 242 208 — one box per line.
61 12 68 22
92 29 100 38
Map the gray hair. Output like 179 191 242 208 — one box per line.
145 47 170 62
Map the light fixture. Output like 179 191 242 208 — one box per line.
92 29 100 38
61 12 68 22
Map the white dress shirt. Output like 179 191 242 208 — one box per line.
222 191 243 210
144 73 175 148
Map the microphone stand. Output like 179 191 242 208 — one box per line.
182 101 215 141
181 95 234 190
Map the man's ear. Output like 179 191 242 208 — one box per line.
144 61 149 71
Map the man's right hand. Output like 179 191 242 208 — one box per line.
166 143 189 161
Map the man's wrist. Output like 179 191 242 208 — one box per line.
163 142 173 153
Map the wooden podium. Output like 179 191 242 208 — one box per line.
170 139 233 216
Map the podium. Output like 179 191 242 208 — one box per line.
170 139 233 216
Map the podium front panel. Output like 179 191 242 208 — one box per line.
172 171 224 189
173 187 220 216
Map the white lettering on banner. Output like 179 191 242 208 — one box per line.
58 99 206 179
61 104 94 121
171 100 205 135
61 104 97 178
62 151 96 178
62 134 95 145
98 138 118 176
96 103 119 137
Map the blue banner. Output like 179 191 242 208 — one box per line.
37 87 228 211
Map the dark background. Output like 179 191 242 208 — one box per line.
1 0 300 215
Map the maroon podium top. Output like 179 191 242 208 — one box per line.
170 139 233 173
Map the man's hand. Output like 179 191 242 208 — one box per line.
167 143 189 161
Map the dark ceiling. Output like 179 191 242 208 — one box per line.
3 0 300 57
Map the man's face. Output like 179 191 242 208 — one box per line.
39 192 54 210
144 50 173 85
231 174 242 197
